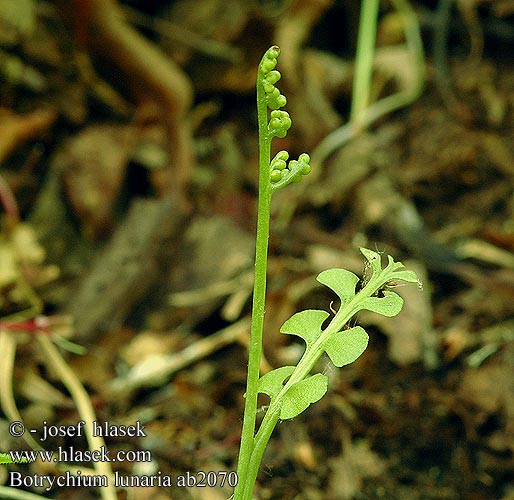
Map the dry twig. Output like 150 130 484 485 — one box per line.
59 0 194 208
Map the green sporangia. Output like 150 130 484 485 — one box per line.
233 46 420 500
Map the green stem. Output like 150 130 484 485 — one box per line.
237 255 399 499
0 486 51 500
350 0 379 125
241 405 281 500
234 67 273 500
313 0 424 166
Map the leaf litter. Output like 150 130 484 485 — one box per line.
1 1 514 499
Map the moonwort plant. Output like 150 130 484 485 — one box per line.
233 46 420 500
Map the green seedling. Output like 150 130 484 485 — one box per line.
233 46 420 499
0 452 28 464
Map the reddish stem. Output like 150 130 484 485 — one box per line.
0 173 20 224
0 317 51 335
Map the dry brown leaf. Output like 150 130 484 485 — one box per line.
0 107 56 164
328 439 386 500
55 123 136 239
458 363 514 414
0 223 58 311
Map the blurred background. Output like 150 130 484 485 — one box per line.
1 1 514 499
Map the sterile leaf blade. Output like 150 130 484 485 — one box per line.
360 247 382 273
324 326 369 367
392 269 420 284
317 268 360 305
280 373 328 420
258 366 295 400
361 291 404 317
280 309 329 347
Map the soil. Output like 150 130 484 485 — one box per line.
1 1 514 499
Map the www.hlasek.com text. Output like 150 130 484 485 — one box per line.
8 445 151 463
